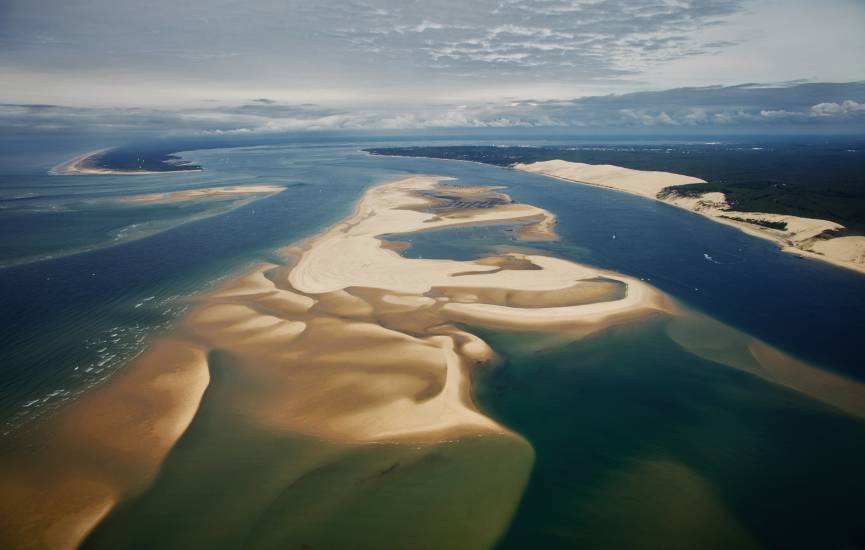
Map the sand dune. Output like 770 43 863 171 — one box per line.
515 160 865 275
515 159 705 199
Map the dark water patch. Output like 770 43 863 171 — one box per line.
472 320 865 550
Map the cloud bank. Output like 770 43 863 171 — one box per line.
3 82 864 140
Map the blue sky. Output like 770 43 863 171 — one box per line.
1 0 864 133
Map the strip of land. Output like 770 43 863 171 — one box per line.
52 149 202 175
118 185 285 203
515 160 865 274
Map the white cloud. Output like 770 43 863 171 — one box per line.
3 81 864 136
810 100 865 118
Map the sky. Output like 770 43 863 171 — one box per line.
1 0 864 134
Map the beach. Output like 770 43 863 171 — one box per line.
515 159 865 275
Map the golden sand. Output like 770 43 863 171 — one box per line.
667 312 865 420
0 339 209 549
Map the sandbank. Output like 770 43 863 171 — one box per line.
118 185 285 204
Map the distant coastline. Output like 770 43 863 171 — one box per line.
52 147 203 175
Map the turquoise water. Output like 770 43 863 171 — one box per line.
1 138 864 547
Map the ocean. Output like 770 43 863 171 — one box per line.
1 137 864 548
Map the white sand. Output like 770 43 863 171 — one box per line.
291 177 631 296
168 176 668 444
217 176 665 442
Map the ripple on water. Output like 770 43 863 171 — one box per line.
1 295 189 437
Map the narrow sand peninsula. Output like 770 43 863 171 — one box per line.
515 160 865 275
52 149 202 175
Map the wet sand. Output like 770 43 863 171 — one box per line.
0 339 209 549
667 310 865 420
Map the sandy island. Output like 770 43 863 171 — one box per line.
515 160 865 275
52 149 202 176
6 175 865 548
117 185 286 204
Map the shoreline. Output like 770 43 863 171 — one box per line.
513 160 865 276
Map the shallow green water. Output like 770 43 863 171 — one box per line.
83 352 533 550
473 319 865 549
